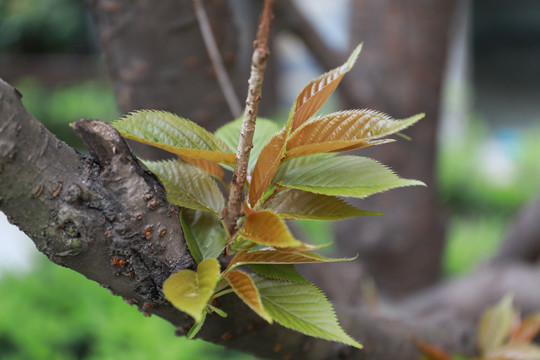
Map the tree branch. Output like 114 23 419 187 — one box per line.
224 0 274 235
0 78 192 305
275 0 344 71
193 0 242 119
403 263 540 320
492 195 540 264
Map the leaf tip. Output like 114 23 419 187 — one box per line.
344 43 363 71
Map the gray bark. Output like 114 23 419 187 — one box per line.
492 196 540 264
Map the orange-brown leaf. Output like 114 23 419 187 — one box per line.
239 210 304 248
248 131 287 207
511 313 540 344
412 339 453 360
286 110 423 157
120 134 236 164
230 249 354 267
179 155 225 180
226 270 272 323
286 139 393 158
289 44 362 133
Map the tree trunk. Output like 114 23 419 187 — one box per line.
332 0 455 297
88 0 245 131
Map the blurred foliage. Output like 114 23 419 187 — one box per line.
15 78 120 149
295 219 335 255
438 119 540 217
443 215 506 276
0 0 92 53
440 118 540 276
0 256 255 360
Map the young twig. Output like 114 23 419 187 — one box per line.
193 0 242 119
224 0 274 236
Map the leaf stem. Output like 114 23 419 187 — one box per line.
213 288 234 299
224 0 274 236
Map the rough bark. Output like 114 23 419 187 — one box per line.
332 0 455 297
0 79 191 307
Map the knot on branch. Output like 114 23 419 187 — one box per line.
72 118 133 167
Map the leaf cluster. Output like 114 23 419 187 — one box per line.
112 44 424 348
417 294 540 360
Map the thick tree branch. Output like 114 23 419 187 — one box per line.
0 78 192 306
403 263 540 321
492 196 540 264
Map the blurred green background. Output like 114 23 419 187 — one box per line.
1 0 540 359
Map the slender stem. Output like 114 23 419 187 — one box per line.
224 0 274 236
213 288 235 299
193 0 242 118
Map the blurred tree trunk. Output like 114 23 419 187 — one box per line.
88 0 280 129
333 0 455 297
89 0 241 131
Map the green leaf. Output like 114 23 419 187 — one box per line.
248 264 309 284
478 294 515 354
277 155 425 198
180 209 227 263
253 275 362 348
226 270 272 323
207 304 228 318
263 188 382 220
178 155 224 181
288 44 362 133
286 110 424 157
239 210 305 248
215 117 280 173
484 343 540 360
144 159 225 214
113 110 235 164
273 153 335 185
187 312 206 339
163 258 221 323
